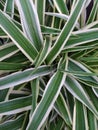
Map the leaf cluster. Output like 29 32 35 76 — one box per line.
0 0 98 130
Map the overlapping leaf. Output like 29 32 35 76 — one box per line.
0 10 38 63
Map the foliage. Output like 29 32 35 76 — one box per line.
0 0 98 129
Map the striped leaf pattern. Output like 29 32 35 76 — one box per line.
0 0 98 130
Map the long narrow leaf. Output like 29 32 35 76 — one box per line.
0 62 27 71
26 59 67 130
0 65 55 89
92 88 98 97
53 0 69 14
0 95 32 115
0 10 38 63
87 109 98 130
68 58 98 88
0 43 19 61
0 28 7 37
45 12 79 28
46 0 87 64
64 29 98 49
54 93 72 127
16 0 43 51
41 25 60 34
4 0 14 18
35 37 50 67
35 0 46 24
0 89 9 102
83 86 98 112
73 100 88 130
64 75 98 118
31 79 39 113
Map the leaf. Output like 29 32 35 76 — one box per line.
63 45 94 53
45 12 80 29
53 0 69 14
4 51 28 63
87 109 98 130
64 29 98 49
0 10 38 63
0 95 32 115
0 65 55 89
46 0 87 64
64 75 98 118
41 25 60 34
45 12 69 21
83 86 98 112
0 62 27 71
35 37 50 67
16 0 43 51
68 58 98 88
61 70 98 77
0 28 7 37
31 79 39 113
92 88 98 97
26 59 67 130
0 89 9 102
0 43 19 62
35 0 46 24
73 100 88 130
54 93 72 127
4 0 14 18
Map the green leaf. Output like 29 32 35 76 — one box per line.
83 86 98 112
0 28 7 37
54 93 72 127
31 79 39 113
35 0 46 24
4 0 14 18
0 43 18 62
35 37 50 67
4 51 28 63
0 0 98 129
45 12 68 21
87 109 98 130
45 12 79 29
73 100 88 130
0 62 27 71
46 0 87 64
0 89 9 102
68 58 98 88
66 89 74 118
26 59 67 130
0 10 38 63
64 76 98 118
64 29 98 49
92 88 98 97
61 70 98 77
53 0 69 14
16 0 43 51
0 65 55 89
41 25 60 34
0 95 32 115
